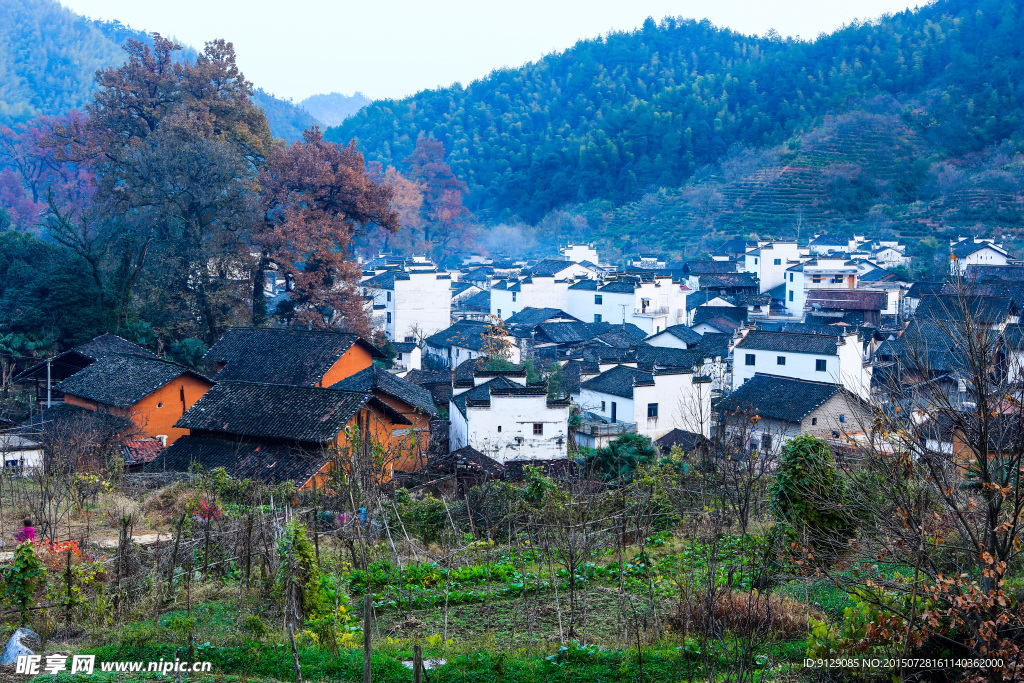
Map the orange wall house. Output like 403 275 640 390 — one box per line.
320 344 376 387
65 373 213 445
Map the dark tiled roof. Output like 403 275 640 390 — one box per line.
684 260 740 275
697 333 731 359
11 403 134 441
145 435 328 485
425 322 491 351
916 294 1015 325
16 334 158 381
649 324 702 346
600 280 638 294
634 346 702 369
461 291 490 309
906 282 945 299
810 234 852 246
54 354 204 409
205 328 383 386
361 271 408 289
965 265 1024 282
719 374 844 423
943 282 1024 310
736 330 841 355
392 342 418 353
176 382 394 442
568 279 599 291
654 428 708 453
332 366 437 416
527 259 577 277
693 306 747 325
462 267 494 281
71 334 159 361
698 273 759 290
694 316 740 334
857 269 900 283
450 376 546 415
780 323 844 336
422 446 505 479
579 365 654 399
805 290 887 311
537 321 646 345
506 308 579 327
950 239 1010 259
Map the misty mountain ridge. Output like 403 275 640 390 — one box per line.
300 92 372 127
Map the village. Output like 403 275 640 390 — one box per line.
2 233 1018 491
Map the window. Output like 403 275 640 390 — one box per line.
774 258 781 265
386 291 391 301
601 401 606 411
157 402 164 408
512 292 517 302
533 423 543 435
745 353 755 366
647 403 658 418
811 417 818 425
788 291 794 302
812 276 821 284
497 309 501 317
595 294 603 305
754 258 758 265
789 273 794 282
594 314 602 323
761 433 773 450
386 312 392 324
405 336 414 342
777 356 786 365
816 359 827 372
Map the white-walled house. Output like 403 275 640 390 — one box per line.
744 241 805 293
391 342 422 373
424 321 521 370
784 257 860 316
449 370 571 463
732 329 871 398
575 364 712 440
565 277 688 335
490 260 596 319
0 434 43 472
645 325 703 349
560 244 601 265
718 373 873 454
949 237 1014 276
362 269 452 342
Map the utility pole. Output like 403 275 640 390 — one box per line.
46 359 52 408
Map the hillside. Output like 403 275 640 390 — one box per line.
300 92 371 127
0 0 320 141
327 0 1024 226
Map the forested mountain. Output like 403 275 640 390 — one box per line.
300 92 372 127
327 0 1024 228
0 0 320 140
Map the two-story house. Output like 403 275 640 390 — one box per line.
449 369 571 463
732 329 871 399
744 241 805 294
361 268 453 342
575 364 712 440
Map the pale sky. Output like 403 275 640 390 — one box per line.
59 0 922 103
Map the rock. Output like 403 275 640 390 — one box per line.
1 628 40 665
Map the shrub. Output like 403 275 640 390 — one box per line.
586 433 658 482
769 435 853 550
670 589 824 640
